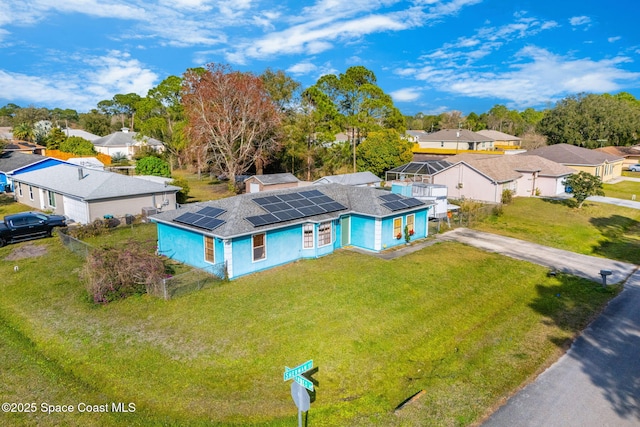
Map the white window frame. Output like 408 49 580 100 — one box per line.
303 223 314 249
318 222 332 247
17 182 22 197
47 190 56 208
252 233 266 262
393 217 403 239
28 185 34 201
406 214 415 234
204 235 215 264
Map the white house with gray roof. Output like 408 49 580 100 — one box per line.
92 128 164 160
313 171 382 187
11 163 180 224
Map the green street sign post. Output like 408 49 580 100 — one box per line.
284 359 314 427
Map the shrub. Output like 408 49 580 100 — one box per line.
135 156 170 177
82 241 166 304
501 189 514 204
170 176 191 204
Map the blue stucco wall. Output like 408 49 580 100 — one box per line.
350 214 376 250
381 207 429 249
156 222 223 271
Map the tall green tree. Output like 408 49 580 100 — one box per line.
60 136 96 155
12 123 34 142
564 171 604 208
355 129 413 177
309 66 405 172
79 110 111 136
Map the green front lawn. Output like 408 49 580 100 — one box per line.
0 195 635 426
603 180 640 200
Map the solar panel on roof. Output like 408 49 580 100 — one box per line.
253 195 282 205
174 212 202 224
382 201 405 211
262 202 291 213
278 192 305 201
193 217 224 230
308 195 334 204
196 206 225 217
246 215 269 227
298 189 324 198
298 206 321 216
379 193 402 202
321 201 347 212
288 198 314 208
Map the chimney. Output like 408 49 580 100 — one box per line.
121 127 129 133
78 167 84 180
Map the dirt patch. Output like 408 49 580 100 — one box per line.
5 243 48 260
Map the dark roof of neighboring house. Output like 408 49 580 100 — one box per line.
522 143 623 165
417 129 495 143
595 145 640 157
247 173 299 185
313 171 381 185
387 160 454 176
11 164 180 201
0 151 50 173
62 128 101 141
151 183 433 239
93 130 163 148
444 154 574 182
3 141 46 152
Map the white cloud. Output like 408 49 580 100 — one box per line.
391 87 422 102
0 51 158 111
569 16 591 27
287 62 318 75
608 36 621 43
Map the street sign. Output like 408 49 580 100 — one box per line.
291 381 310 412
283 359 313 381
293 374 314 391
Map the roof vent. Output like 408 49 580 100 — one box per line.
121 127 130 133
78 167 84 180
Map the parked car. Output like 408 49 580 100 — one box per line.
0 212 67 247
628 164 640 172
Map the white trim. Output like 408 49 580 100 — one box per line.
224 239 233 278
302 223 314 249
318 221 332 247
374 218 382 250
252 232 267 262
204 235 215 264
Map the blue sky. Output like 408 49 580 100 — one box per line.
1 0 638 116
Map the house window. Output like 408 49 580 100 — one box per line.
406 214 415 234
204 236 215 263
28 185 34 201
318 222 332 247
47 190 56 208
17 183 22 197
393 217 403 239
253 233 266 261
303 224 314 249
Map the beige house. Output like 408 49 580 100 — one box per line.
92 128 164 160
11 164 179 224
595 145 640 170
476 130 521 148
410 129 495 153
244 173 302 193
522 144 623 182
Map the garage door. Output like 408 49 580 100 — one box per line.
63 196 90 224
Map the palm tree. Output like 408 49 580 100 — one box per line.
12 122 34 142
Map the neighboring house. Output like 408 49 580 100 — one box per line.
313 171 382 187
151 184 433 280
244 173 301 193
2 140 46 155
62 128 101 141
385 160 454 183
476 130 521 148
439 154 575 201
411 129 495 153
521 143 623 182
92 128 164 159
11 164 180 224
0 152 66 192
391 182 453 219
595 145 640 170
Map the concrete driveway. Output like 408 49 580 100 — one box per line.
436 228 640 426
438 228 636 285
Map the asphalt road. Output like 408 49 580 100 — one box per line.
437 228 640 427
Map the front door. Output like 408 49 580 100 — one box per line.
341 216 350 246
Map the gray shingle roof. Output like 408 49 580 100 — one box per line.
0 152 50 172
151 183 433 239
248 173 299 185
92 130 163 148
313 171 381 185
444 154 574 182
418 129 494 143
476 129 521 141
522 143 623 165
12 164 180 200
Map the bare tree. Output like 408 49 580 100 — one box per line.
182 64 282 187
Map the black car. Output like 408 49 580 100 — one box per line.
0 212 67 247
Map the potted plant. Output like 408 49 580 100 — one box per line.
404 225 411 243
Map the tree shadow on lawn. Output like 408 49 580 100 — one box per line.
529 274 640 421
589 215 640 264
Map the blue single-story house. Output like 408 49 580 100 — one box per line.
151 183 433 280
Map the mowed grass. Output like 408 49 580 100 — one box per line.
171 169 235 203
474 197 640 264
603 180 640 200
0 228 618 426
